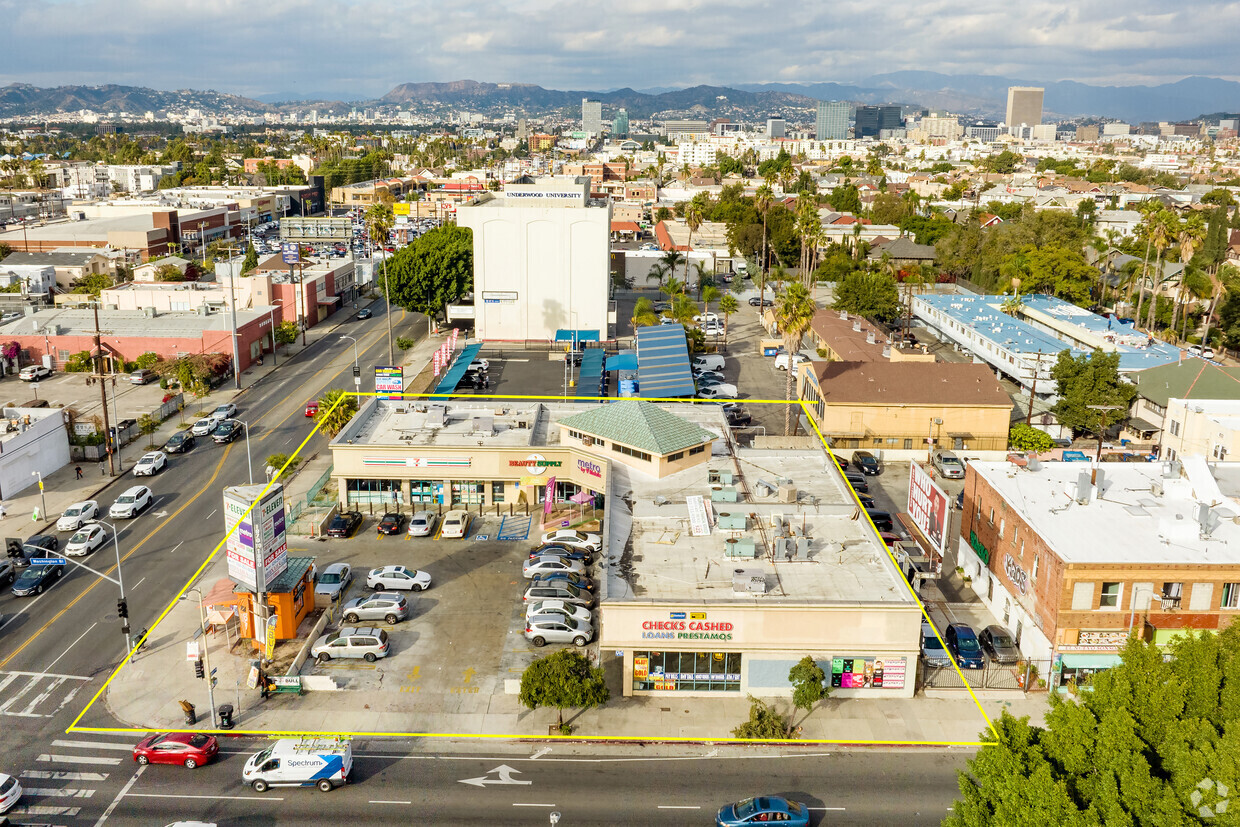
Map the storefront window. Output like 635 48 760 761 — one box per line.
632 651 741 692
451 481 485 505
491 480 507 503
345 478 402 505
409 480 437 503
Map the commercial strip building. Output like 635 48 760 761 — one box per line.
800 361 1014 462
912 293 1184 394
455 177 611 343
0 304 284 373
329 398 922 699
958 456 1240 689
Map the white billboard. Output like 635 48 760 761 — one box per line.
907 463 949 557
224 484 288 592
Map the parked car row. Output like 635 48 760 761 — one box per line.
921 621 1021 669
520 530 602 647
307 558 432 664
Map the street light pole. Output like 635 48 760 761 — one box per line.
181 588 218 729
30 471 46 520
340 335 360 401
237 420 253 485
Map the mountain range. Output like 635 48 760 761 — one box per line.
2 74 1239 123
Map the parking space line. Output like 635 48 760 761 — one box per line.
369 800 412 805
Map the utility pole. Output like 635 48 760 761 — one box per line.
1086 403 1124 485
222 243 242 390
1025 350 1043 427
93 303 115 476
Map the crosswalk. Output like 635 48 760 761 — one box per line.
0 670 90 718
10 731 136 821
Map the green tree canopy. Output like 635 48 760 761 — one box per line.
1008 424 1057 453
314 389 359 437
70 272 115 297
830 182 862 214
1199 188 1236 208
788 656 830 718
979 150 1024 174
383 225 473 318
519 649 609 731
947 630 1240 826
1049 350 1137 435
833 271 901 321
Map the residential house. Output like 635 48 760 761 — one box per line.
1125 358 1240 447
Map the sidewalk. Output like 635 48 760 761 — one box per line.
2 296 388 537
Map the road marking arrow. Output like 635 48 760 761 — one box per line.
153 511 169 519
458 765 532 787
530 748 552 760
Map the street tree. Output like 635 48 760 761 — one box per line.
314 389 358 437
946 629 1240 826
732 695 795 740
718 293 739 346
273 321 298 351
383 225 473 317
1049 350 1136 436
788 656 830 723
137 414 159 448
241 243 258 274
519 649 609 733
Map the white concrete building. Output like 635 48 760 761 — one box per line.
456 177 611 342
0 406 72 501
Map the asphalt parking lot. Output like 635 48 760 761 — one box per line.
300 511 600 707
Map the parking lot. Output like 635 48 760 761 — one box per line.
300 511 600 719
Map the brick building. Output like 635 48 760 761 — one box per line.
958 456 1240 689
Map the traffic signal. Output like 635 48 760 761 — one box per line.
117 599 128 620
193 658 205 680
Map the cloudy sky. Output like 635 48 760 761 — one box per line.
0 0 1234 99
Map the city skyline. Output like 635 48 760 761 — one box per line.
0 0 1234 101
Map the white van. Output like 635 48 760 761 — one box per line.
692 354 726 372
243 738 353 792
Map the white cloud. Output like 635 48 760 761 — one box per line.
0 0 1234 100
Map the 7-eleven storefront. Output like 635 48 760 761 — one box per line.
330 446 609 518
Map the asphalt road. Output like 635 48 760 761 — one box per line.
93 742 965 826
0 301 428 824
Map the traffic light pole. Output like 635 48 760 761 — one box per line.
98 521 130 651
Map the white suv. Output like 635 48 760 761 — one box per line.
525 613 594 647
109 486 153 519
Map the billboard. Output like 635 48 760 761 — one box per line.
375 366 403 399
907 462 949 556
280 242 300 265
224 484 289 592
280 216 352 243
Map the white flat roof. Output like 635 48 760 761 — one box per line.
610 450 916 605
972 460 1240 566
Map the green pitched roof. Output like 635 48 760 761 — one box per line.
1130 360 1240 408
558 401 716 456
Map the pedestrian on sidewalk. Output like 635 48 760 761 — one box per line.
75 465 83 479
0 503 7 520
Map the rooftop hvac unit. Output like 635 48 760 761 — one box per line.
1073 471 1093 504
1198 503 1222 538
732 568 767 594
427 405 446 427
1150 480 1164 497
754 478 777 497
724 537 757 558
777 484 797 503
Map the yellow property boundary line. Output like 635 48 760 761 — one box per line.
70 390 998 747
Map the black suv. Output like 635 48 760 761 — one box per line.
852 451 881 475
212 420 242 444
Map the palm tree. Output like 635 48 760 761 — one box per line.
683 201 704 288
719 293 739 347
365 203 397 362
631 297 659 329
795 196 819 286
692 261 712 300
660 277 684 304
645 261 670 290
1170 220 1205 337
774 282 816 435
754 184 774 301
314 389 360 437
700 283 721 319
1145 214 1175 332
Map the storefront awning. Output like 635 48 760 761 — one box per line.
1058 652 1122 669
1127 417 1161 434
432 342 484 396
317 296 342 306
575 349 606 398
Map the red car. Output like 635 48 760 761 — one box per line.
305 401 319 417
133 732 219 769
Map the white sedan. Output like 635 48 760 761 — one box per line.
440 510 470 539
526 599 592 625
57 501 99 532
406 511 437 537
190 418 214 437
0 772 21 814
540 529 602 553
132 451 167 476
366 565 432 591
523 555 587 579
66 524 108 556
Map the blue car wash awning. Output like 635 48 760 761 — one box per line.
432 342 484 395
634 324 696 398
575 349 607 398
605 352 638 372
554 329 600 343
